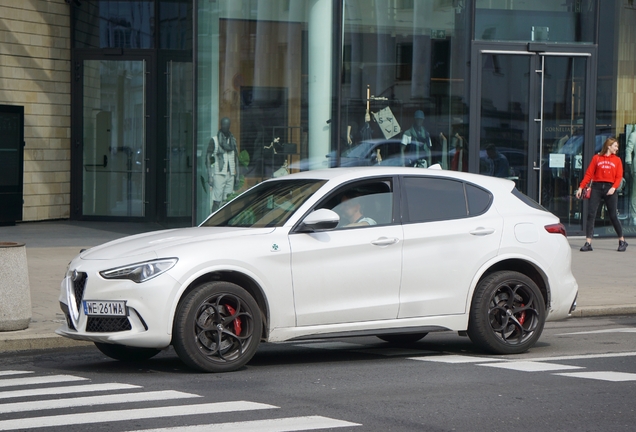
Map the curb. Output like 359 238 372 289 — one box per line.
569 305 636 318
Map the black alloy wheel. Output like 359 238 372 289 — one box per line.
173 281 262 373
467 271 546 355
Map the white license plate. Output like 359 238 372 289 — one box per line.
83 300 127 317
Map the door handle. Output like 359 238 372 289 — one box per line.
371 237 399 246
469 227 496 236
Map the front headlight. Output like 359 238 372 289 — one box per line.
99 258 178 283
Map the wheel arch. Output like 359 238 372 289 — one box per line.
174 271 270 341
475 258 550 309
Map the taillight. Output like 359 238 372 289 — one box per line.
545 223 567 236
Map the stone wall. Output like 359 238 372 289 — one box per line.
0 0 71 221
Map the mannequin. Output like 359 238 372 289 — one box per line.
359 112 373 142
401 110 431 167
625 126 636 224
207 117 239 212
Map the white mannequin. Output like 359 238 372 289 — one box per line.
625 127 636 224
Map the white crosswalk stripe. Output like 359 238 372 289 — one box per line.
0 370 33 377
0 374 87 388
0 370 361 431
0 390 200 414
0 401 278 431
554 371 636 382
0 383 141 400
126 416 361 431
477 361 583 372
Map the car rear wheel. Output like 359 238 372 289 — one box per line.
94 343 161 362
467 271 545 354
377 333 428 344
173 281 262 373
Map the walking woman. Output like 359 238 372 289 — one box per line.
575 136 628 252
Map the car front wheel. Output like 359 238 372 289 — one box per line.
173 281 262 373
467 271 545 355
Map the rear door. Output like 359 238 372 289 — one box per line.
398 176 503 318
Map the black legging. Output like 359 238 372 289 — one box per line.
585 181 623 238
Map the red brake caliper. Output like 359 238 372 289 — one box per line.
518 304 526 326
224 304 242 335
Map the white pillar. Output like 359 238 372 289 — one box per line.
307 0 333 170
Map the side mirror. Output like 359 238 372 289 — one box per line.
298 208 340 232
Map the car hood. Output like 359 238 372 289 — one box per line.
80 226 276 260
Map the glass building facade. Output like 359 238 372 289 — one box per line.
68 0 636 237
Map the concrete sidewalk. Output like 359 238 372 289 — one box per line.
0 221 635 352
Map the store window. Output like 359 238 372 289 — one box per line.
195 0 337 223
475 0 597 43
341 0 471 173
74 1 155 49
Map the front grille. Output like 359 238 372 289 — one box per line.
73 272 88 311
86 317 132 333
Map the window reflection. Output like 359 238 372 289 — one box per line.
342 0 470 172
74 1 155 49
475 0 596 43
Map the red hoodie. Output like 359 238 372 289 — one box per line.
579 153 623 189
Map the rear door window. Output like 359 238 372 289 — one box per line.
402 177 467 223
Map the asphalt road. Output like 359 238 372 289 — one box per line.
1 315 635 431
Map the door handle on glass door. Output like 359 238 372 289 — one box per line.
469 227 495 236
371 237 399 246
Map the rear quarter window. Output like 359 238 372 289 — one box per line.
466 183 493 216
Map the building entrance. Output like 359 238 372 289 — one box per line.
471 43 596 235
73 55 193 224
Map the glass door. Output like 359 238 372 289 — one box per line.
472 45 595 234
161 59 193 222
537 53 591 233
81 59 148 218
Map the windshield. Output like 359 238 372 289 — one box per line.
202 179 326 228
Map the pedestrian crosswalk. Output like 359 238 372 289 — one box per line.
293 342 636 383
0 370 360 431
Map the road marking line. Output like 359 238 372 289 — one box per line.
554 371 636 382
125 415 360 431
0 383 141 400
0 371 33 377
521 352 636 362
408 354 501 363
0 401 278 431
555 328 636 336
478 361 583 372
0 390 200 414
0 375 87 388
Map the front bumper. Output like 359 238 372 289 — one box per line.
57 262 178 348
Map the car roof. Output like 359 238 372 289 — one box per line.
276 167 515 190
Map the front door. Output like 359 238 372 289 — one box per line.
471 44 596 235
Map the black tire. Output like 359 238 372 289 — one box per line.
377 333 428 344
467 271 546 355
172 281 262 373
94 342 161 362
